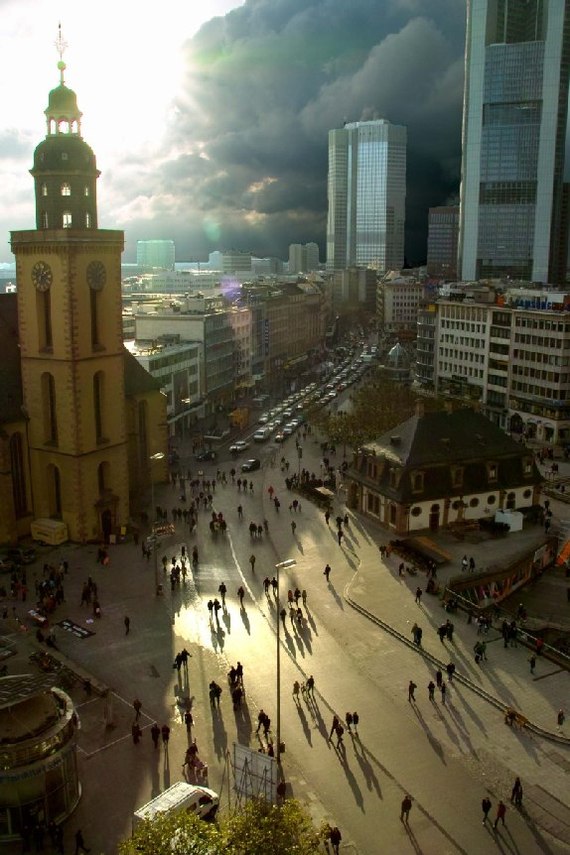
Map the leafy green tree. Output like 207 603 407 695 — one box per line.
223 798 323 855
118 798 324 855
118 811 222 855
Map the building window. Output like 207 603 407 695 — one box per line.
469 497 479 507
62 212 72 228
487 494 496 505
506 491 516 510
84 186 90 196
411 506 422 517
93 372 105 442
451 466 464 488
90 289 99 348
85 212 91 228
389 468 400 488
366 493 380 515
37 290 53 350
487 462 498 482
61 152 68 161
41 183 48 197
41 211 49 228
523 488 532 499
47 464 62 517
10 432 27 517
98 461 111 494
41 372 58 444
61 183 71 196
411 471 424 493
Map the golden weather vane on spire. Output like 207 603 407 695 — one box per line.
55 22 68 84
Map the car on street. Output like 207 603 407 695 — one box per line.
253 428 271 442
194 450 217 461
258 414 270 424
0 547 36 565
274 432 286 443
241 458 261 472
0 558 16 574
229 440 250 454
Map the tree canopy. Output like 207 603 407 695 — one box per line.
119 798 325 855
310 371 443 451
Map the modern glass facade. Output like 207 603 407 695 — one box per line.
459 0 570 283
326 120 406 271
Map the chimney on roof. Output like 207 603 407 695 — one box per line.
415 400 425 418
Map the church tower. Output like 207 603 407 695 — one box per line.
10 29 130 542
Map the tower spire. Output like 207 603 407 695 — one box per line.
55 23 68 85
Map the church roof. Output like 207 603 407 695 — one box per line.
123 349 163 396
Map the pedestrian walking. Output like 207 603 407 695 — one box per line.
428 680 435 701
131 722 142 744
511 777 523 807
337 528 343 546
345 711 353 732
217 583 227 607
529 654 536 674
329 714 340 741
493 801 507 830
329 825 342 855
263 576 270 594
408 680 417 702
302 588 307 606
557 708 565 728
237 585 245 605
161 724 170 745
306 675 315 695
324 563 331 582
446 662 456 682
352 711 359 732
74 829 90 853
184 710 193 732
400 794 412 823
124 615 130 635
435 669 443 688
256 709 266 733
293 681 301 701
280 607 287 625
415 586 422 604
440 681 447 705
291 520 297 535
133 697 142 721
271 576 278 596
150 722 160 748
249 554 256 572
481 796 492 824
335 722 345 747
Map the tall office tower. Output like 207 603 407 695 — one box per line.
459 0 570 284
326 119 407 271
427 206 459 278
136 239 175 270
289 242 320 273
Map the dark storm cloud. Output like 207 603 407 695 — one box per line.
136 0 467 263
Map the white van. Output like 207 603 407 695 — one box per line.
253 427 271 442
132 782 219 831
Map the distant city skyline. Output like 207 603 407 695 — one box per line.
0 1 468 267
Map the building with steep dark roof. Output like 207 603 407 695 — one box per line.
345 404 542 534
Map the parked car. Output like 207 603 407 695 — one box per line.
241 458 261 472
0 547 36 565
194 450 217 462
229 440 250 454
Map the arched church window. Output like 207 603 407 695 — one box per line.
61 183 71 196
47 463 62 517
41 373 58 445
93 371 105 442
98 461 111 494
10 432 27 517
37 289 52 349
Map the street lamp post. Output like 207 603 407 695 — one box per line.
274 558 296 764
150 452 165 595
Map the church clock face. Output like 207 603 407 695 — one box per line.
31 260 53 292
87 260 106 291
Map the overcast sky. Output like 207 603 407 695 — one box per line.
0 0 466 266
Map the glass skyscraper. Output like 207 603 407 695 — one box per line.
326 119 407 271
459 0 570 284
